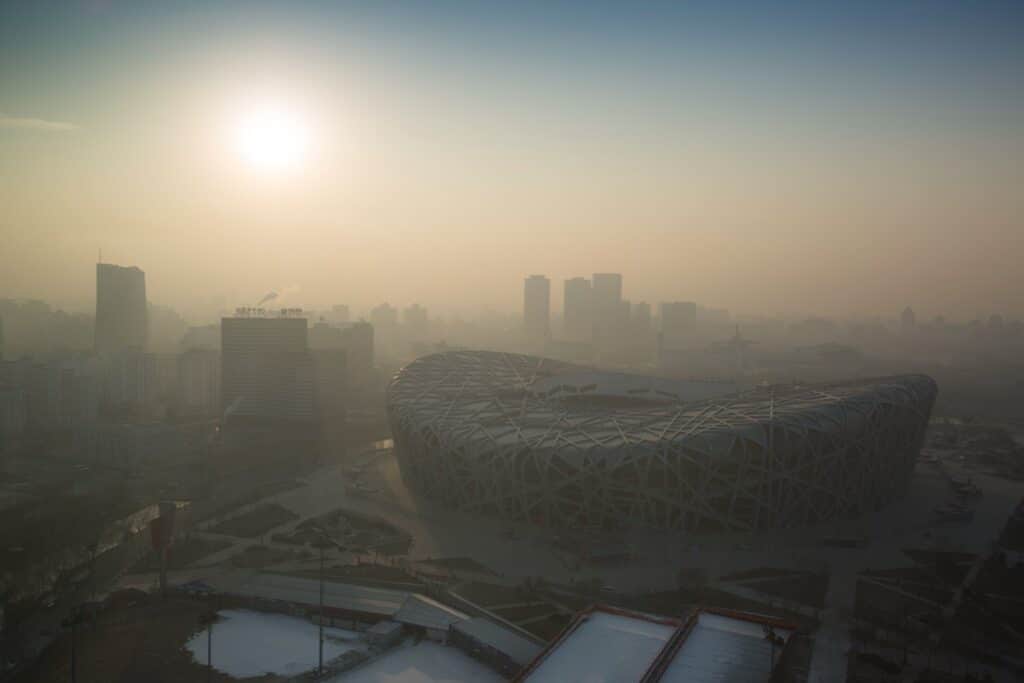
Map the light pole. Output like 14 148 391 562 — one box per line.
61 609 86 683
312 527 342 677
318 538 324 676
198 608 217 683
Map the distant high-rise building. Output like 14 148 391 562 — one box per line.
403 304 429 340
341 322 374 388
178 348 221 416
563 277 593 342
309 320 374 388
180 324 220 350
312 349 347 422
370 303 398 331
2 357 99 428
901 306 916 329
330 304 350 324
143 353 178 409
95 263 147 354
591 273 622 308
591 273 626 345
99 350 147 412
523 275 551 341
660 301 697 350
221 315 314 422
632 301 652 334
370 303 399 358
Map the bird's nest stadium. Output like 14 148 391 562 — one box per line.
386 351 937 532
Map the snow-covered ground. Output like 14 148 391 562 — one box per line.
329 640 504 683
186 609 364 678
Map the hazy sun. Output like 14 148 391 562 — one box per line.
235 104 310 172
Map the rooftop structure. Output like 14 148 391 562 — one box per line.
644 609 795 682
451 617 544 668
391 593 468 632
516 605 797 683
197 572 539 677
517 606 679 683
387 351 937 531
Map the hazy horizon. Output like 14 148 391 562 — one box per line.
3 1 1022 321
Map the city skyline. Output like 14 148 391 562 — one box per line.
2 1 1022 319
2 257 1016 327
4 4 1024 682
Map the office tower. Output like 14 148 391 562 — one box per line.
660 301 698 350
331 304 351 324
0 357 99 429
143 353 178 409
99 350 147 412
178 348 221 416
312 349 347 422
180 324 220 350
523 275 551 341
563 277 593 342
340 322 374 387
95 263 148 354
221 314 314 422
310 320 373 389
591 273 626 344
591 273 623 311
632 301 652 334
901 306 916 329
403 304 429 340
370 303 398 332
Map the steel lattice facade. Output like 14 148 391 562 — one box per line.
386 351 937 532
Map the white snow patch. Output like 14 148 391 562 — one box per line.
186 609 363 678
328 640 504 683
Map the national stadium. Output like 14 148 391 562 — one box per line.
386 351 937 532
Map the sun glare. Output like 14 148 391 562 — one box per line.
235 104 310 172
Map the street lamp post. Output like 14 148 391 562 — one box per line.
312 527 341 678
198 608 217 683
61 609 86 683
318 538 324 676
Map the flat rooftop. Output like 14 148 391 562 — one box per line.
517 606 680 683
516 605 797 683
652 611 794 683
452 616 544 667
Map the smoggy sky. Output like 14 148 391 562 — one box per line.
2 1 1022 321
